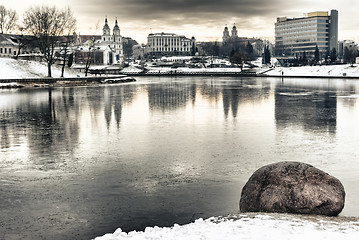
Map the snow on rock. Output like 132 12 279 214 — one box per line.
0 58 82 79
94 214 359 240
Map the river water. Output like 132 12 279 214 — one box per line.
1 76 359 240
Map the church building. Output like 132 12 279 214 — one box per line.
223 25 239 43
101 18 124 65
74 18 124 66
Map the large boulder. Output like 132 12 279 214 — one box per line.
240 162 345 216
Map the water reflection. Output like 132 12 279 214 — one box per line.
147 80 194 111
275 89 337 133
2 77 359 240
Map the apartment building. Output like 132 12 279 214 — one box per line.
275 10 338 57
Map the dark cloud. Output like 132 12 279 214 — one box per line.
75 0 289 24
69 0 357 43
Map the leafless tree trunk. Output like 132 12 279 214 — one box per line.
60 9 76 77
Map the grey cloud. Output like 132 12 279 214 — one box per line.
75 0 291 22
72 0 298 34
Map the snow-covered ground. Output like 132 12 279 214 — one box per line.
143 67 243 74
259 64 359 77
3 57 359 79
94 214 359 240
0 58 82 79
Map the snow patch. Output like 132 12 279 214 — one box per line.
261 64 359 77
0 58 82 79
94 214 359 240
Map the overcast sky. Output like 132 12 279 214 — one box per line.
4 0 359 44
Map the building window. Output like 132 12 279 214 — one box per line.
0 48 2 53
9 48 11 54
14 51 16 55
5 48 7 54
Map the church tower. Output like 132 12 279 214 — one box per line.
102 17 111 42
112 19 124 65
223 26 230 43
231 25 238 40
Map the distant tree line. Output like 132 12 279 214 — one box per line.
276 44 359 66
200 40 258 65
343 46 359 65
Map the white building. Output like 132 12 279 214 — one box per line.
101 18 124 64
74 18 124 66
146 32 196 57
0 34 19 57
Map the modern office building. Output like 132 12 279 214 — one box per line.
275 10 338 57
146 32 196 57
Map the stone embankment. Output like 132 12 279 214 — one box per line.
0 76 136 88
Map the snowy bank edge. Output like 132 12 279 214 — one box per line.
94 213 359 240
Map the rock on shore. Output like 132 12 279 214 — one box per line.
240 161 345 216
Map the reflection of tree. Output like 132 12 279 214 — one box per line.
0 85 136 169
275 89 337 133
198 79 221 103
0 88 82 168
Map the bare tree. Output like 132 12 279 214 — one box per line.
0 5 18 34
77 39 97 77
59 8 77 77
23 6 76 77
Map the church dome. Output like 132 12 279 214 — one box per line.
103 18 110 30
113 19 120 31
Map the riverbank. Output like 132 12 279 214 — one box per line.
95 213 359 240
3 57 359 81
0 76 135 88
258 64 359 78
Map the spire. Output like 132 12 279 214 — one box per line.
103 16 110 36
113 17 120 33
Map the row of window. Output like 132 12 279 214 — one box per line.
280 42 328 47
277 18 329 27
149 47 191 52
0 47 17 55
148 37 193 47
276 24 328 33
277 32 329 40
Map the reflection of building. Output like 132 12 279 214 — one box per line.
147 82 194 111
146 32 196 57
275 89 336 133
275 10 338 57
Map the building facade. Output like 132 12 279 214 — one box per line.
73 18 124 66
0 34 20 58
275 10 338 57
146 32 196 57
101 18 124 64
